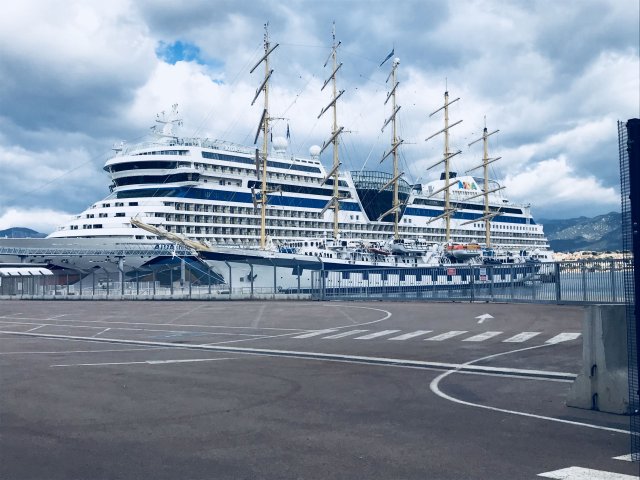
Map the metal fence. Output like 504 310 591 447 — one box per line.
309 259 628 304
620 118 639 463
0 258 628 304
0 260 307 300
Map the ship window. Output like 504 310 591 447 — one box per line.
129 202 138 206
115 213 125 217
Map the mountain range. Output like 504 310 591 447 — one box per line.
0 227 47 239
0 212 624 252
538 212 622 252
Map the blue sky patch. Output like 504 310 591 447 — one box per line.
156 40 206 65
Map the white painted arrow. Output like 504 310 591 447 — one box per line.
475 313 494 324
538 466 637 479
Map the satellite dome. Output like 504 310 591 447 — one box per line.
393 57 400 65
272 136 288 152
309 145 321 158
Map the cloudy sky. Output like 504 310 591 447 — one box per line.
0 0 638 232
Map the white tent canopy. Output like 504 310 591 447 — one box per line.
0 267 53 277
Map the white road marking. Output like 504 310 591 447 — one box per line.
3 330 577 381
429 344 629 434
51 357 237 367
546 332 582 344
293 329 339 339
323 329 369 339
167 304 206 325
0 347 167 355
463 331 502 342
476 313 494 324
251 304 267 328
388 330 433 341
613 454 638 462
503 332 542 343
0 316 302 331
92 328 111 338
0 320 264 337
425 331 468 341
537 466 637 479
322 305 393 328
25 325 45 332
354 330 401 340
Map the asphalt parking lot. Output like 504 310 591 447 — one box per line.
0 300 637 479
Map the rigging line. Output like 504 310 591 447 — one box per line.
277 42 326 49
218 47 267 142
192 44 263 139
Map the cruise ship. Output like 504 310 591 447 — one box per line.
40 123 548 255
10 105 548 265
1 27 551 275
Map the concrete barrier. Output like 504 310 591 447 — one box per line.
567 304 629 414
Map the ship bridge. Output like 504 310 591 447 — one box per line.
350 171 411 222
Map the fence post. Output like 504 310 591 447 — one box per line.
225 261 232 299
250 263 254 299
581 261 587 303
470 266 475 303
510 265 515 301
119 257 125 297
555 262 561 302
610 260 617 303
320 259 326 301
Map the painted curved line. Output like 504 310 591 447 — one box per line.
429 344 630 435
322 304 393 328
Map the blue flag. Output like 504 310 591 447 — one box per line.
286 124 290 139
379 48 394 67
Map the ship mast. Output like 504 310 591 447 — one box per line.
425 89 463 242
378 55 404 239
318 23 345 239
250 24 279 250
465 118 503 247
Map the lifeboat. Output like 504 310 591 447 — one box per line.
446 243 482 261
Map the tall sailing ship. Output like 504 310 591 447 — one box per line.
2 25 551 279
129 25 552 291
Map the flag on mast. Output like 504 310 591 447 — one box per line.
379 48 394 67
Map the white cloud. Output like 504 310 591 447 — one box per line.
0 208 73 234
0 0 637 229
503 156 619 217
